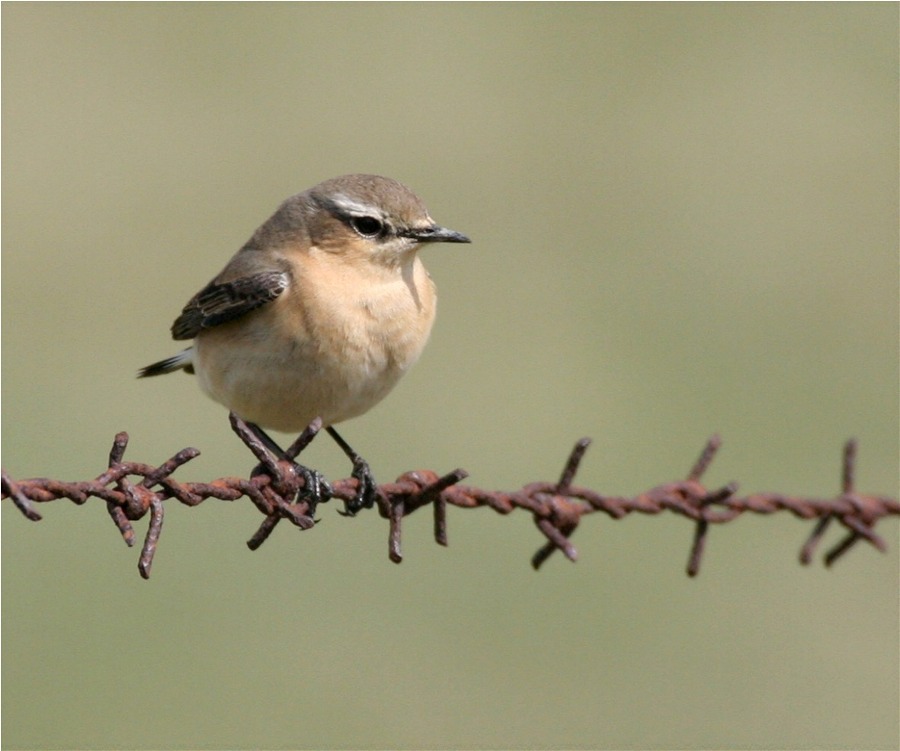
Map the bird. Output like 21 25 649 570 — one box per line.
139 173 471 513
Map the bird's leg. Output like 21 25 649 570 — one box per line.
245 421 287 458
325 426 378 515
243 420 332 516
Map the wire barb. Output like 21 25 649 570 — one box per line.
3 421 897 579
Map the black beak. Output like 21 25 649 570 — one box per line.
407 225 471 244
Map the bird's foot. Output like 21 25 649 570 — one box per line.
295 465 333 517
339 456 378 516
236 415 333 517
325 426 378 516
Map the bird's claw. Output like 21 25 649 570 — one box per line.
249 459 332 518
296 465 332 517
340 458 378 516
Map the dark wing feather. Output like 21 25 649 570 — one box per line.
171 270 289 340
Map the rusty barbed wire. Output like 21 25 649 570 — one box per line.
3 413 897 579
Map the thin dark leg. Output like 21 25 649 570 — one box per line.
326 426 377 515
247 422 288 460
246 420 332 514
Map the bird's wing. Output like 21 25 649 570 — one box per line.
171 270 289 340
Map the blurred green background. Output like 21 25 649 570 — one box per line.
2 4 897 750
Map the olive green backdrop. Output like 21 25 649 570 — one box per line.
2 4 897 750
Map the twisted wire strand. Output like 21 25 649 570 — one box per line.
3 416 897 579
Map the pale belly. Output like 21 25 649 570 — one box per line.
191 252 437 432
192 310 428 432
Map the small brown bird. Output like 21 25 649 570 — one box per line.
139 174 470 511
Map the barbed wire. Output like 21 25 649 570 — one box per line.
3 413 897 579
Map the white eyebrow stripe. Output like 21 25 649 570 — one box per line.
329 194 383 217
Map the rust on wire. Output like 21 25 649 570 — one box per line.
2 415 897 579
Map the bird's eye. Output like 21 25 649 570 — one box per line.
350 215 384 238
